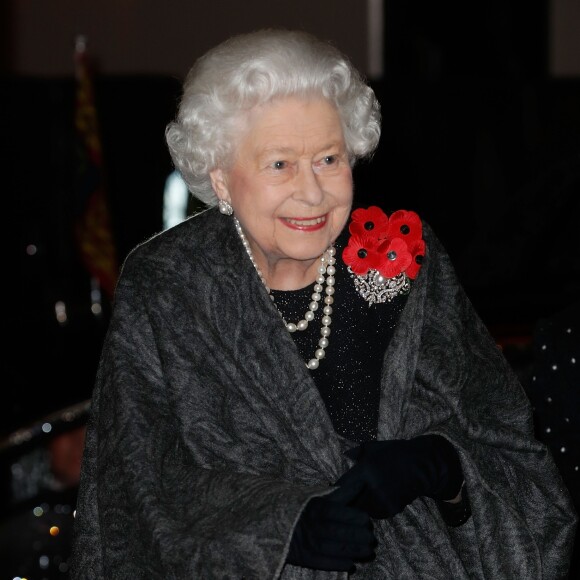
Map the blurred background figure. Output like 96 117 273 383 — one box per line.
0 403 88 578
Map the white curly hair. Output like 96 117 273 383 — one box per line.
165 28 381 206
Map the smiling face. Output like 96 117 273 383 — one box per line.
210 97 353 289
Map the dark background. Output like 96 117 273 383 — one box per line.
1 1 579 577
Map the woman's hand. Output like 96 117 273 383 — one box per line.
286 482 377 571
334 435 464 519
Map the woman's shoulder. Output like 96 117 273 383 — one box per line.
119 207 233 283
128 207 222 256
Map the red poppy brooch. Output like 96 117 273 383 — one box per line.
342 206 425 305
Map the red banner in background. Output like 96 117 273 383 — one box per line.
73 35 118 302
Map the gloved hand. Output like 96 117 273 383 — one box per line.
334 434 464 519
286 481 377 571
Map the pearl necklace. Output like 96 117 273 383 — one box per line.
234 217 336 370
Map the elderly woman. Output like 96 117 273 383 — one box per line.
71 29 576 578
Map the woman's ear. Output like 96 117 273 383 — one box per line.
209 169 230 203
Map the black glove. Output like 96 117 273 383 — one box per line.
334 434 464 519
286 481 376 571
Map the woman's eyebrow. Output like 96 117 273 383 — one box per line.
260 142 342 157
259 146 296 157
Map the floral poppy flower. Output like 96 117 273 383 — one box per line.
406 238 426 279
349 206 390 238
342 233 381 275
375 237 412 278
387 210 422 244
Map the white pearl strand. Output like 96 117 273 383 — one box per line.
233 217 336 370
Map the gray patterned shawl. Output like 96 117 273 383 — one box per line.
71 207 577 579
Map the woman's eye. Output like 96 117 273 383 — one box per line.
314 155 339 171
272 160 286 170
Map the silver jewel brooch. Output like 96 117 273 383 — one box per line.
348 268 410 306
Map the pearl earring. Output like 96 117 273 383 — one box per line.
218 199 233 216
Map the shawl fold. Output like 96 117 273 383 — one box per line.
71 207 577 579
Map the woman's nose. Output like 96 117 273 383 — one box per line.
293 164 324 205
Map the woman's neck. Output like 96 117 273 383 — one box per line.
261 255 322 291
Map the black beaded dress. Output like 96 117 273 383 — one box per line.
271 225 407 444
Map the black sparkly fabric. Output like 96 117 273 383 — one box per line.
271 227 408 443
524 301 580 577
527 302 580 505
